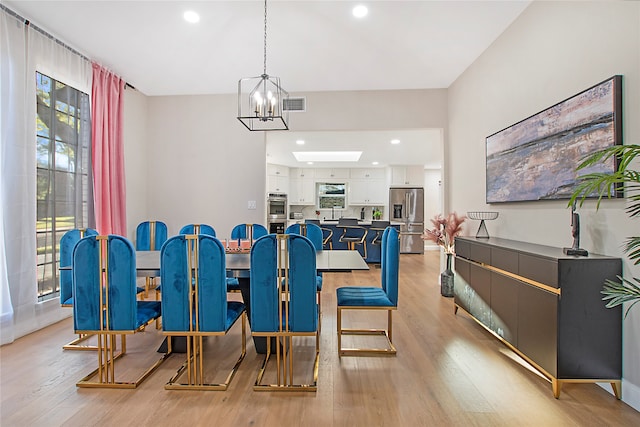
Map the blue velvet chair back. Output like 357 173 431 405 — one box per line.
230 223 268 242
381 227 400 306
72 235 139 331
60 228 98 306
136 221 168 251
250 234 317 333
286 223 323 251
179 224 216 237
161 234 228 332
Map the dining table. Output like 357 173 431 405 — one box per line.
141 248 369 354
135 248 369 277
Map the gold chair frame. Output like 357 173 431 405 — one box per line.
76 236 170 389
294 224 323 333
164 235 247 391
253 235 319 392
143 220 160 298
337 306 397 356
62 228 103 351
339 225 368 260
321 227 333 250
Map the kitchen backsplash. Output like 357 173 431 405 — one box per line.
290 205 384 221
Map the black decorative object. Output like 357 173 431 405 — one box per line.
440 253 454 297
563 202 588 256
486 75 622 203
467 211 499 238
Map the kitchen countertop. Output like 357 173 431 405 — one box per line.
288 219 404 226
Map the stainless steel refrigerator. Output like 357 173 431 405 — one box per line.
389 187 424 253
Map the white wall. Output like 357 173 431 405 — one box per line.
142 94 266 239
123 88 150 243
131 89 448 239
447 1 640 409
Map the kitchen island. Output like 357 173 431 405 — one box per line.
315 220 401 263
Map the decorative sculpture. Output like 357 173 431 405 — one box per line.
563 202 588 256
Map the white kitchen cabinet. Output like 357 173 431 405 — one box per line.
315 168 350 180
390 165 423 186
267 164 289 194
267 163 289 177
268 175 289 194
290 168 315 179
350 168 386 180
289 177 316 205
349 178 386 205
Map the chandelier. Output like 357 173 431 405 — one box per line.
237 0 289 131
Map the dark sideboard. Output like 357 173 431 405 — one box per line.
454 236 622 399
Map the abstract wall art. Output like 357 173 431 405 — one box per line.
486 75 622 203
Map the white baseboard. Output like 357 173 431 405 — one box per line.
598 380 640 412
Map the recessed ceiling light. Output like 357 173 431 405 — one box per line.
307 161 314 165
296 140 305 145
352 5 368 19
293 151 362 162
390 139 400 145
372 161 379 165
183 10 200 23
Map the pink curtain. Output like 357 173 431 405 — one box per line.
91 63 127 235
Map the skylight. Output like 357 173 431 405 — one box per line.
293 151 362 162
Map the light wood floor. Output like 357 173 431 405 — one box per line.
2 251 639 426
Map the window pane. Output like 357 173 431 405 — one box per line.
36 168 52 204
36 71 91 301
55 141 75 172
54 170 74 201
37 137 51 168
37 263 55 298
36 113 50 138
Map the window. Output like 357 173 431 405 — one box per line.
317 182 346 209
36 72 92 301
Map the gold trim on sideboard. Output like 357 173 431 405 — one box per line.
460 257 561 296
453 303 620 399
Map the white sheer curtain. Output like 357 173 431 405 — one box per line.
0 6 91 344
0 8 25 345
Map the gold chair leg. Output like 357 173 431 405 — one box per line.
253 333 318 392
63 333 97 351
77 323 169 389
165 313 246 391
337 307 397 357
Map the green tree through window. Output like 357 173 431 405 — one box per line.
36 72 93 301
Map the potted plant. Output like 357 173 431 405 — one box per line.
422 212 466 297
569 144 640 317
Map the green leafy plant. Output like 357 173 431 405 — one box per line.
569 144 640 317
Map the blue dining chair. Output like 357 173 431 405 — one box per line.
336 226 399 356
179 223 216 237
230 223 268 243
227 223 268 292
60 228 99 350
250 234 319 391
178 223 242 293
161 234 246 390
72 234 170 388
285 223 324 330
136 220 168 297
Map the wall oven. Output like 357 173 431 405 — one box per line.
267 193 287 234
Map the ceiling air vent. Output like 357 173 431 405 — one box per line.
283 97 306 112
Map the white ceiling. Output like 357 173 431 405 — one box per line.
266 129 443 168
4 0 531 168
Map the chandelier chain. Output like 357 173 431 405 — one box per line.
263 0 268 75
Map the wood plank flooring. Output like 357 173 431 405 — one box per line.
2 251 639 426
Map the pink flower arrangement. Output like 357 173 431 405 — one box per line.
422 212 466 254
